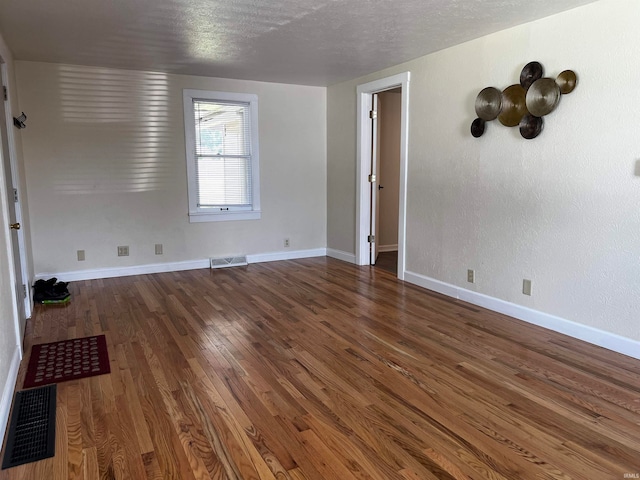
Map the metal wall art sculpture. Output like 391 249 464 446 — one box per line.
471 62 577 139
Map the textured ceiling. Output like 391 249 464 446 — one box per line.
0 0 599 86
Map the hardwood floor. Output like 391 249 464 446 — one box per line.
374 251 397 274
2 257 640 479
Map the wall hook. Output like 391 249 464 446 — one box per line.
13 112 27 129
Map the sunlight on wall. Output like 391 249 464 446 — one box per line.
55 64 173 194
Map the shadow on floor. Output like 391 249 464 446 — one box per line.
374 251 397 274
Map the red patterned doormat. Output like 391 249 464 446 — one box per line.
23 335 110 388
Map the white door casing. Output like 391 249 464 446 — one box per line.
356 72 410 279
369 93 379 265
1 60 28 346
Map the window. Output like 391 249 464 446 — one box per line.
183 89 260 222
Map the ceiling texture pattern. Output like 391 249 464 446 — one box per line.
0 0 599 86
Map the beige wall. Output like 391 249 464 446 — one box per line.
326 80 357 254
327 0 640 342
377 91 400 248
17 62 327 275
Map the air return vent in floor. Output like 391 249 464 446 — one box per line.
210 256 248 269
2 385 56 469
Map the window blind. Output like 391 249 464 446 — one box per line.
193 99 252 208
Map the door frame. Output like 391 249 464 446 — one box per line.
1 60 30 341
355 72 410 279
370 93 379 265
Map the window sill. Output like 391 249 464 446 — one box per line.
188 210 262 223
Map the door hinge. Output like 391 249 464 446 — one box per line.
22 284 26 298
13 188 18 203
368 174 376 183
367 235 375 243
369 110 377 119
2 86 6 101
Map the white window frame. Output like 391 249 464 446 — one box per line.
183 89 261 222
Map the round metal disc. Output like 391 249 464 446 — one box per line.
519 114 544 139
556 70 577 94
475 87 502 121
526 78 561 117
520 61 544 90
498 84 528 127
471 118 485 138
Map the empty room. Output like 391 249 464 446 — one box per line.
0 0 639 478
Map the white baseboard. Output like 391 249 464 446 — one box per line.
36 259 211 282
327 248 357 264
32 256 640 360
378 244 398 253
247 248 326 264
36 248 328 283
0 346 22 448
404 270 640 361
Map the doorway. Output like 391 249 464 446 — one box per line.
372 89 401 274
1 59 28 347
355 72 410 279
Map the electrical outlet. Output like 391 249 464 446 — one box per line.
523 279 532 296
284 238 290 248
155 244 163 255
77 250 85 261
117 246 129 257
467 269 475 283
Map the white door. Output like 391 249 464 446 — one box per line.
369 93 379 265
0 66 26 336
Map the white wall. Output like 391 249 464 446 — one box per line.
0 29 23 449
327 0 640 343
17 62 327 275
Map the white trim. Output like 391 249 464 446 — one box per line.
36 259 211 282
183 89 261 222
33 250 640 359
0 346 21 447
356 72 410 281
404 270 640 361
35 249 328 282
0 62 25 355
189 210 261 223
378 244 398 253
247 248 326 264
2 64 31 322
404 271 460 298
326 248 357 264
356 90 372 267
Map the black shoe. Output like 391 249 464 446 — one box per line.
52 282 69 295
33 278 67 302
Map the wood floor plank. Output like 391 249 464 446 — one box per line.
53 383 69 480
2 257 640 479
81 447 98 480
66 382 83 480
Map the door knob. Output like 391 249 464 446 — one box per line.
9 223 20 230
378 185 384 190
